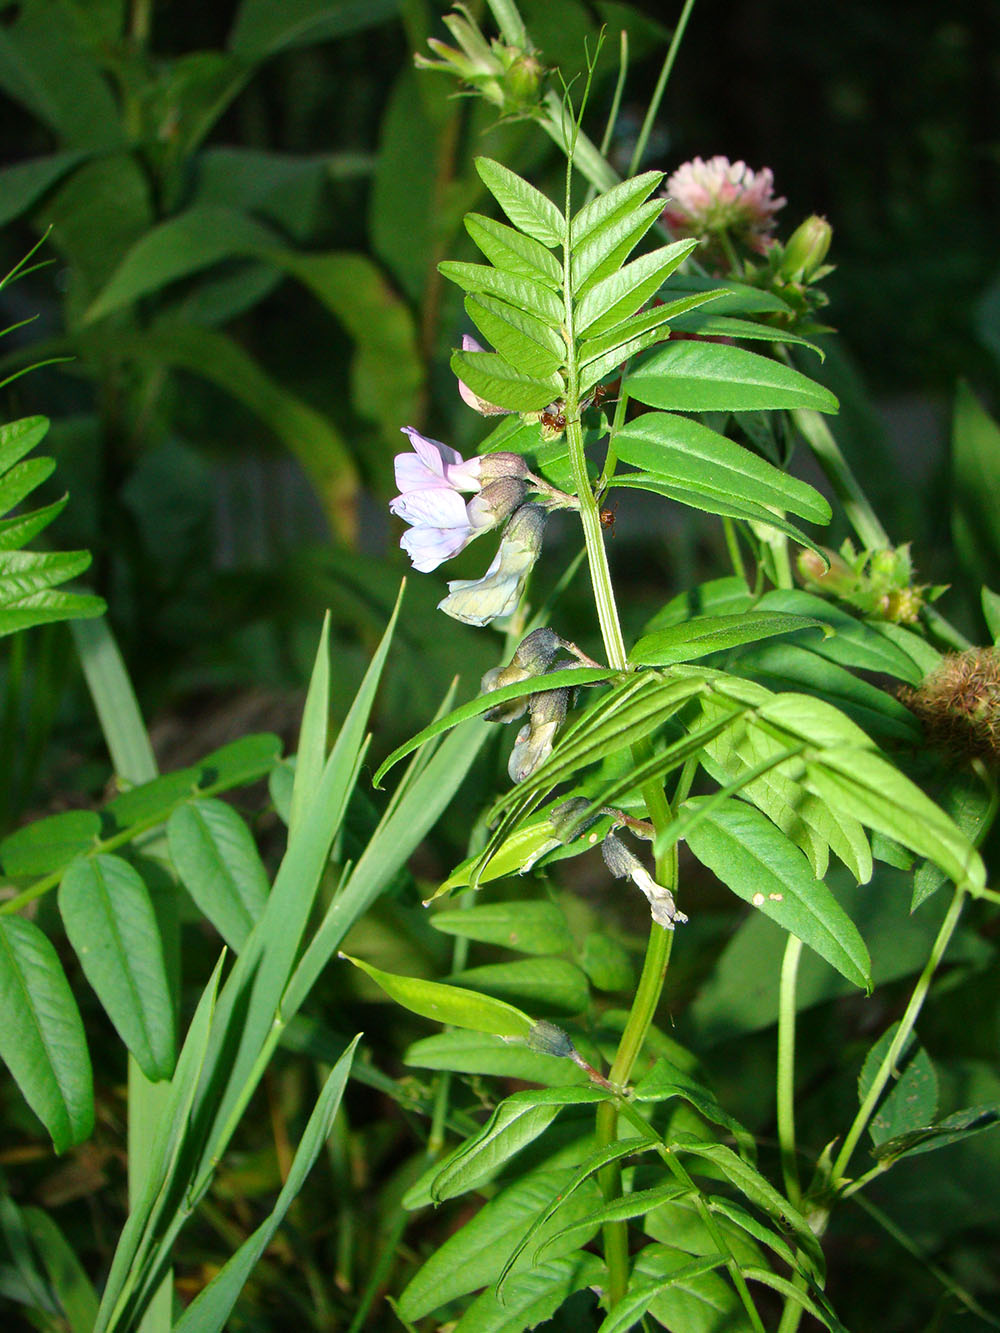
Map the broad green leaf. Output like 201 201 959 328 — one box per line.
684 797 871 989
448 958 589 1015
171 1036 359 1333
611 472 827 556
872 1103 1000 1162
0 456 55 514
669 310 822 357
439 260 563 325
0 152 88 227
431 900 574 955
0 415 50 473
804 749 985 891
59 856 175 1082
405 1030 585 1086
372 666 614 787
579 326 677 397
342 953 534 1037
644 576 755 631
614 412 831 524
168 800 270 952
426 1088 605 1203
228 0 397 56
475 157 565 248
465 294 565 378
84 206 280 322
0 916 93 1152
859 1025 937 1147
912 773 993 909
754 589 922 683
465 213 562 289
625 341 839 413
572 196 666 294
580 933 633 992
631 612 825 666
576 240 698 338
0 552 103 637
454 1254 603 1333
398 1168 600 1321
660 273 795 315
1 810 100 876
737 642 921 743
570 169 663 251
195 732 282 790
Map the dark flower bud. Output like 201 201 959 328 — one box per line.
549 797 603 844
480 626 564 723
467 477 528 530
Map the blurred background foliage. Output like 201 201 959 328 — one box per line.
0 1 999 1328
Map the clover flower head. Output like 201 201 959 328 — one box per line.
663 155 785 255
602 831 688 930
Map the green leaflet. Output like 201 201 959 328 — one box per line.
614 412 830 524
465 212 562 289
465 293 566 377
625 340 839 413
859 1025 938 1148
431 901 574 956
575 240 697 337
631 612 826 666
168 800 270 952
59 855 176 1082
571 196 666 294
342 953 535 1037
0 916 93 1153
447 958 590 1016
438 261 564 326
450 348 564 412
475 156 566 248
404 1030 586 1086
683 798 872 990
570 169 664 251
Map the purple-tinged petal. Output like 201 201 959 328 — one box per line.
390 486 471 527
400 525 475 573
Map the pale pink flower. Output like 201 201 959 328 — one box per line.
663 156 786 255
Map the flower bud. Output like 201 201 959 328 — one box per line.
602 831 687 930
525 1019 576 1059
778 215 832 284
467 477 528 530
480 627 563 723
508 684 569 782
549 796 602 844
479 451 529 481
899 648 1000 767
438 503 547 627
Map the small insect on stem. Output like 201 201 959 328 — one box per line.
540 406 567 434
599 502 617 536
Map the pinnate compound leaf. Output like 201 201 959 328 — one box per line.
398 1168 600 1322
631 612 825 666
431 901 573 956
171 1036 359 1333
614 412 830 524
59 856 175 1082
475 157 565 248
0 916 93 1152
341 953 534 1038
741 1269 848 1333
684 797 871 990
576 240 697 338
578 291 723 369
633 1058 756 1160
625 340 839 413
168 800 269 952
572 196 667 294
465 213 561 289
754 589 922 683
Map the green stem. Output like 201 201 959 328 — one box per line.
776 934 803 1207
828 884 968 1191
626 0 698 176
484 0 527 47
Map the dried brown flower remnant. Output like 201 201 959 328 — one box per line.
899 648 1000 767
